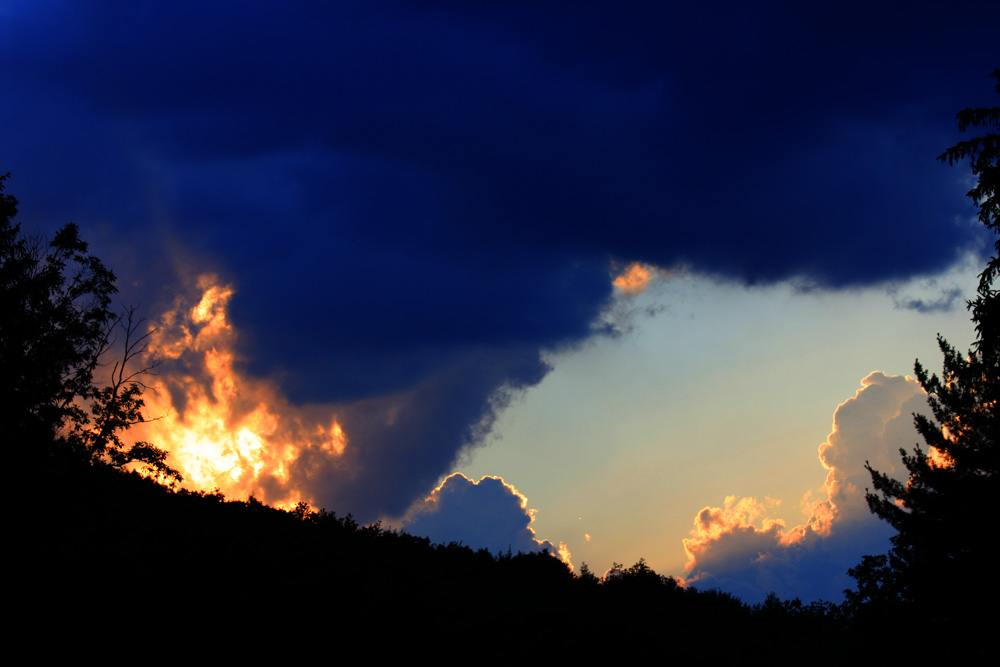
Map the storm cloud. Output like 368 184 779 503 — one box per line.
2 2 996 526
4 2 996 398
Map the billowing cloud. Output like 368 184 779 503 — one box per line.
133 275 548 521
135 274 345 508
402 473 570 566
681 372 928 602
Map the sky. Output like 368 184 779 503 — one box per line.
2 1 998 603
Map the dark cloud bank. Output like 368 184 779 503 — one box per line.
2 1 997 526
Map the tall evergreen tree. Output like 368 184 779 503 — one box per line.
849 71 999 646
938 69 1000 364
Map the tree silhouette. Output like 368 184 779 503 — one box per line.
849 71 999 648
68 305 180 481
937 68 1000 363
0 173 179 481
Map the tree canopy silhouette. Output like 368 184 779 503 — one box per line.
848 71 999 646
937 69 1000 363
0 173 179 481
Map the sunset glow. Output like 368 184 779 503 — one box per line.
928 446 955 469
612 262 664 297
132 275 347 508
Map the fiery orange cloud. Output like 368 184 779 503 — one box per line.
130 274 346 509
683 496 787 570
557 543 573 572
612 262 667 296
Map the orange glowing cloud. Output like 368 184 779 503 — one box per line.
131 274 347 509
683 496 787 571
612 262 667 297
557 543 573 571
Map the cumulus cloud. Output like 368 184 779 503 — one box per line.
402 473 569 565
681 372 928 602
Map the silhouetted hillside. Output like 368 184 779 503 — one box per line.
20 455 880 660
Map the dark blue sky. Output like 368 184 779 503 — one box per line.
2 1 997 521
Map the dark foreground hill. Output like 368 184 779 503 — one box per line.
17 459 900 661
